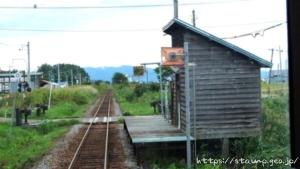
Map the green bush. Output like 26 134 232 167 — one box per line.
133 84 146 97
0 121 75 169
36 120 79 134
148 82 160 92
229 95 289 169
113 83 160 116
0 85 100 119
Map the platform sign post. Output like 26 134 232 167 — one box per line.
161 47 184 119
184 42 192 169
159 63 165 118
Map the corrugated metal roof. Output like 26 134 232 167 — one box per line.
163 18 272 68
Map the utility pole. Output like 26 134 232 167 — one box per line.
278 46 283 78
174 0 178 18
79 73 82 85
27 42 31 85
65 73 68 85
71 69 74 86
268 49 274 95
192 10 196 27
145 66 148 83
184 42 191 169
57 64 60 84
268 49 274 84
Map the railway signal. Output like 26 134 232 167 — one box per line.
17 81 32 93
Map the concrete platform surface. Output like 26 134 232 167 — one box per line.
124 115 193 144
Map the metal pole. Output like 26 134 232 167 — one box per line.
174 0 178 19
192 10 196 27
278 46 283 78
79 73 82 85
146 66 148 83
165 82 169 120
48 84 53 108
27 42 31 85
71 69 74 86
159 64 165 117
268 49 274 95
65 73 68 85
57 64 60 84
184 42 191 169
192 63 197 163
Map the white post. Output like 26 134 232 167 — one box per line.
184 42 191 169
159 63 165 117
71 69 74 86
165 82 169 120
48 84 53 108
57 64 61 84
27 42 31 85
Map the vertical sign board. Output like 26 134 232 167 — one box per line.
133 66 144 76
161 47 184 67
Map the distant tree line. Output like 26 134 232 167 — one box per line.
37 63 90 84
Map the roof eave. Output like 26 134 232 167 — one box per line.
162 18 272 68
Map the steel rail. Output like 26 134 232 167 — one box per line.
67 92 109 169
103 93 112 169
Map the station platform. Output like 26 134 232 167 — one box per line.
124 115 193 144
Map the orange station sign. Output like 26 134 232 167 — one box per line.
161 47 184 67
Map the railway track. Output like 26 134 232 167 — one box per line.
68 91 127 169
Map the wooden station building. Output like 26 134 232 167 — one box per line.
164 18 272 139
124 18 271 167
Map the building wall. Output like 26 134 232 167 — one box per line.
173 30 262 139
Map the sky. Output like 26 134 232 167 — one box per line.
0 0 287 71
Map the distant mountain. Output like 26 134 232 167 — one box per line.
85 66 275 82
84 66 158 82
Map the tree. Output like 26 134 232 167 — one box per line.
37 64 54 81
154 66 174 82
112 72 128 84
37 63 90 84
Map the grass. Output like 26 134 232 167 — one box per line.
0 120 78 169
144 82 290 169
0 85 110 119
112 83 160 116
0 84 110 168
33 102 85 119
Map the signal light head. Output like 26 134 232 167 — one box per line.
27 87 31 92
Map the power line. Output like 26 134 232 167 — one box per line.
0 28 160 33
0 0 257 9
222 22 286 39
204 20 286 28
0 20 287 33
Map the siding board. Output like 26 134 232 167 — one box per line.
170 29 262 139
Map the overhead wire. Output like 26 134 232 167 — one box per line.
0 20 286 33
0 0 258 9
222 22 286 39
0 28 160 33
